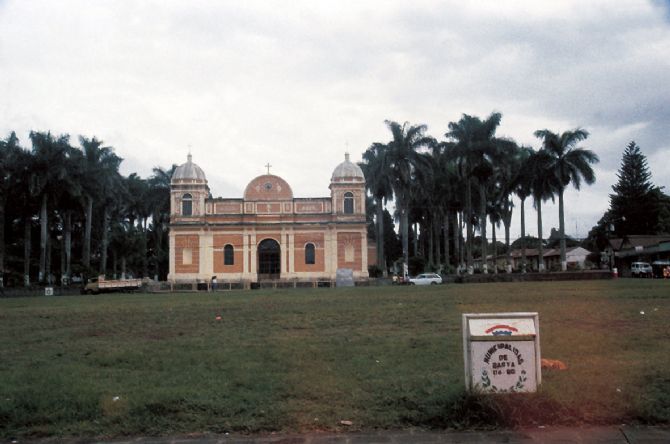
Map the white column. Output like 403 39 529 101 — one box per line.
281 230 288 274
200 230 213 279
326 227 336 277
243 230 249 274
250 233 257 274
288 230 295 274
361 229 368 274
168 232 176 281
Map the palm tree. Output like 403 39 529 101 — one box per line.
384 120 434 276
29 131 74 283
0 132 23 287
148 165 177 279
509 146 534 272
125 173 151 277
534 129 599 271
361 143 393 274
78 136 122 273
527 149 556 271
446 112 503 274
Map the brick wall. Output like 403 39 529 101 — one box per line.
294 232 325 273
213 234 244 274
175 234 200 273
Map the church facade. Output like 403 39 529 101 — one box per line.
168 154 370 283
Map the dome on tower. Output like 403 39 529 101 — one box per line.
172 154 207 183
331 153 364 182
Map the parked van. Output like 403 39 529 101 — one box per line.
631 262 652 278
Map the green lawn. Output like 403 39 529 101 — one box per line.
1 280 669 438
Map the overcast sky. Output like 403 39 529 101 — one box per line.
1 0 669 241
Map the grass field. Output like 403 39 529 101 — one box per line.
1 280 669 438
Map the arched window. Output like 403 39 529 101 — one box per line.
344 192 354 214
224 244 234 265
182 193 193 216
305 243 315 265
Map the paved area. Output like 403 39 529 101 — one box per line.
17 426 670 444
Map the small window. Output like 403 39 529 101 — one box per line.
183 248 193 265
305 243 315 265
344 192 354 214
224 244 234 265
182 193 193 216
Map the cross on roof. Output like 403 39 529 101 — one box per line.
265 162 272 174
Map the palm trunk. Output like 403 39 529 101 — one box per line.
413 223 419 257
491 220 498 274
479 182 488 274
400 209 409 277
465 179 473 273
83 195 92 268
401 208 409 277
459 211 465 273
39 193 48 283
24 217 31 287
443 213 450 272
434 216 441 269
503 203 512 273
64 212 72 283
0 196 5 288
558 187 566 271
142 217 149 278
376 197 384 274
100 206 110 276
520 197 526 273
60 236 65 284
537 198 544 272
428 219 434 267
46 232 51 284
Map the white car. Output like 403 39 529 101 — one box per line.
408 273 443 285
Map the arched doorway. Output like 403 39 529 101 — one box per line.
258 238 281 280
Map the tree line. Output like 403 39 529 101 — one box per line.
0 131 175 288
360 112 599 275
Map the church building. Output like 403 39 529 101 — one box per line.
168 154 370 283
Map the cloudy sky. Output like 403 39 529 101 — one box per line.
2 0 669 241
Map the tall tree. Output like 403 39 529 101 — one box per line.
0 132 22 287
510 146 534 272
29 131 73 283
361 143 393 273
148 165 177 279
383 120 434 276
535 128 598 271
446 112 504 273
78 136 122 273
528 149 556 271
608 141 664 235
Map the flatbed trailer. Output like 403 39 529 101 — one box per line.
82 276 142 294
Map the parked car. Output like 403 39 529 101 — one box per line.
630 262 652 278
408 273 443 285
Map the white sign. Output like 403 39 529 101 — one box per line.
462 312 541 393
44 287 54 296
470 341 537 392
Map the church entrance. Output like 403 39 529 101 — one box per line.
258 238 281 280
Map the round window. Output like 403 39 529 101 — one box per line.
264 182 273 190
